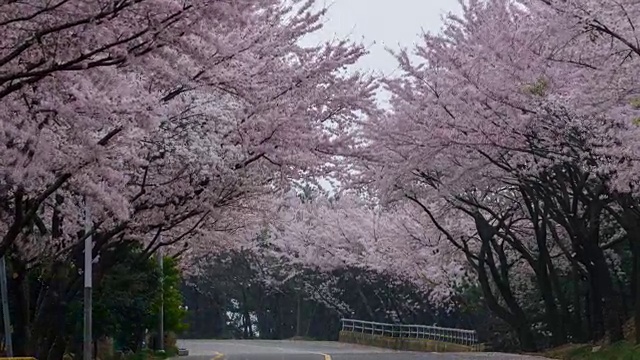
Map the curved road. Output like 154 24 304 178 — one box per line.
177 339 551 360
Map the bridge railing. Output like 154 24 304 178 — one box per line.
339 318 478 347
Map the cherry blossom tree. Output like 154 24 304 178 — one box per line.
339 0 640 350
265 192 469 305
0 0 378 261
1 0 380 356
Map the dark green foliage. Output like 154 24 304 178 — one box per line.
545 342 640 360
181 251 484 342
150 256 189 335
4 242 187 357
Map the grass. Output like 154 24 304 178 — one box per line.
288 336 319 341
543 341 640 360
121 346 179 360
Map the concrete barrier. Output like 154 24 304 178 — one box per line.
338 331 484 353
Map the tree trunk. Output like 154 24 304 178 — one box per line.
295 293 302 337
590 247 624 342
632 240 640 344
45 334 67 360
241 288 251 338
570 263 586 342
476 244 537 352
10 262 33 356
305 303 318 338
537 250 564 346
356 284 375 321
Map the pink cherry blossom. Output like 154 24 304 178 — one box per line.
0 0 378 265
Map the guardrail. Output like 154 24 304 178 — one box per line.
340 318 478 346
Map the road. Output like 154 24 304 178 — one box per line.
176 339 551 360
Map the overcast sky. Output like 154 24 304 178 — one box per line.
303 0 462 77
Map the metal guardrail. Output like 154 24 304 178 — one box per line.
340 318 478 346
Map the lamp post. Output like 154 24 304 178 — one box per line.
84 201 93 360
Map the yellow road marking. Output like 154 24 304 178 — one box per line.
321 353 332 360
212 352 224 360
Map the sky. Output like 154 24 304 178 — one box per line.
302 0 462 77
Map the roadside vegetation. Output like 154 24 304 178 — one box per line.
544 342 640 360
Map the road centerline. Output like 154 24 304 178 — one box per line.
207 340 332 359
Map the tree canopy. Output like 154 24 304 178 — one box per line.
4 0 640 356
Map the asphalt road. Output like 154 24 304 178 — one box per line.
176 339 551 360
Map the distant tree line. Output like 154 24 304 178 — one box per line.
180 251 499 346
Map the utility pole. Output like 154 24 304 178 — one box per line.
157 247 164 351
0 256 13 357
84 201 93 360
